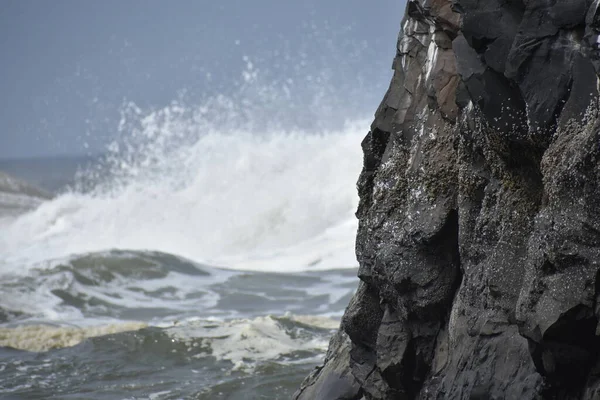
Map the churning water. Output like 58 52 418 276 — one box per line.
0 49 383 398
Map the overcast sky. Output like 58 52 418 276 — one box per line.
0 0 405 158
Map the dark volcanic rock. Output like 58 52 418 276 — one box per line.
294 0 600 399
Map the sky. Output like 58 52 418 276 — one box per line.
0 0 405 159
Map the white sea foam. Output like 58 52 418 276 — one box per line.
0 106 365 273
0 322 147 352
166 314 336 371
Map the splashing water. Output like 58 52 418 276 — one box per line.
0 19 396 400
0 60 369 273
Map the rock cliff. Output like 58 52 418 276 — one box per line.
294 1 600 398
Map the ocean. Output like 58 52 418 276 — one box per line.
0 88 366 398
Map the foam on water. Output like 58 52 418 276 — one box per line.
0 322 148 352
0 65 367 273
0 124 363 272
165 314 336 371
0 314 336 372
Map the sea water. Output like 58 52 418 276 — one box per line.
0 60 376 399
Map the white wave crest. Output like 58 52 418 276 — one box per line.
0 99 365 273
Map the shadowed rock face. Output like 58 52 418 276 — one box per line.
294 0 600 399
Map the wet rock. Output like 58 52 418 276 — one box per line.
293 310 363 400
295 0 600 398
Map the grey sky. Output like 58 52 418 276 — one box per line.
0 0 405 158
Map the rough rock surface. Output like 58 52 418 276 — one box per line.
294 1 600 399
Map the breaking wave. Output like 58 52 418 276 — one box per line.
0 61 369 273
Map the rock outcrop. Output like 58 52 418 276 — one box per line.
294 1 600 398
0 171 52 218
